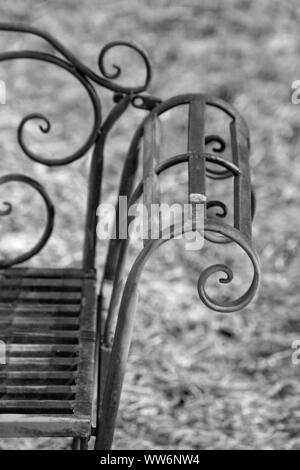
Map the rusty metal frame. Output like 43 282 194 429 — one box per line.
0 24 260 450
96 93 260 449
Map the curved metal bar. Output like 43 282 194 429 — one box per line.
100 119 144 344
207 200 228 218
150 93 250 136
251 185 256 219
0 23 151 94
206 166 233 180
125 148 253 247
125 219 260 313
205 192 232 245
149 93 251 185
101 119 144 283
129 152 240 207
96 218 260 449
205 135 234 180
83 94 131 270
110 92 249 177
206 169 233 180
205 184 256 245
101 94 246 271
118 93 249 183
85 96 132 440
159 152 240 175
0 201 12 216
205 134 226 153
97 41 151 93
0 50 101 166
197 220 260 311
127 151 254 247
0 174 55 268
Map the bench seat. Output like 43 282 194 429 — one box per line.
0 268 97 438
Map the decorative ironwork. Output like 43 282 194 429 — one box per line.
0 22 153 268
0 23 260 450
0 174 55 268
96 93 261 449
101 93 260 310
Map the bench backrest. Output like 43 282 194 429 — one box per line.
0 24 154 271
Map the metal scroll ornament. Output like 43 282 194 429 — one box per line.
0 22 152 267
0 24 260 313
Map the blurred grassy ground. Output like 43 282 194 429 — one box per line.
0 0 300 450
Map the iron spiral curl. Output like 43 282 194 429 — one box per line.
206 200 228 218
0 174 55 268
204 134 234 180
197 220 260 312
97 41 152 93
0 50 102 166
0 23 152 166
119 219 260 315
0 201 12 216
0 23 152 94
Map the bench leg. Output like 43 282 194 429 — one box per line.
71 438 89 450
71 438 80 450
80 438 89 450
94 284 139 450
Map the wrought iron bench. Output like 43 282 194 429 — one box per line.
0 24 260 450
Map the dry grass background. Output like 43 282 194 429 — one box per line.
0 0 300 450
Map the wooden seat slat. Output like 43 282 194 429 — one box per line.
7 344 79 356
0 291 82 302
0 269 97 438
0 304 81 316
0 278 83 289
0 385 76 395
